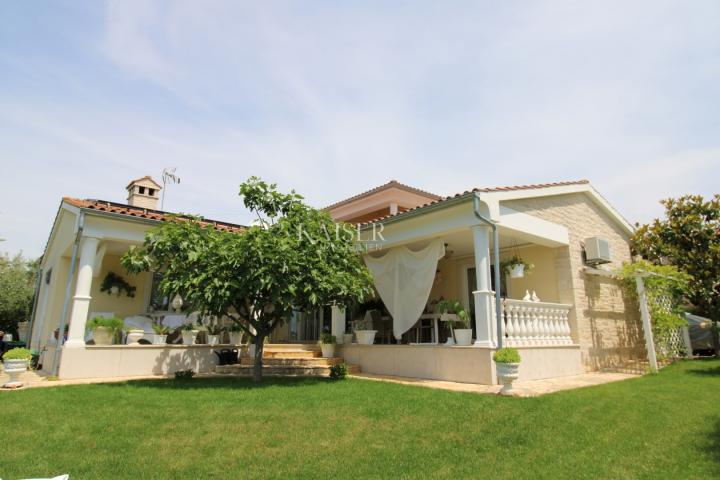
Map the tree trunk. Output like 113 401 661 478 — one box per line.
253 333 265 383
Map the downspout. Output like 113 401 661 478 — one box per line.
52 210 85 376
472 193 504 349
26 265 43 349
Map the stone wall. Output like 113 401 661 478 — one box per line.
504 193 645 371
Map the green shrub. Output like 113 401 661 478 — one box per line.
174 369 195 380
493 347 521 364
436 299 470 328
320 333 336 344
86 316 124 334
3 347 32 360
329 363 348 380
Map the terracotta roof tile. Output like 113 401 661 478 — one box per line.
355 179 590 226
63 197 246 233
324 180 442 211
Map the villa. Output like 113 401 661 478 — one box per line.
28 176 645 384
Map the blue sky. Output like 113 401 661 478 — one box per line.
1 1 719 257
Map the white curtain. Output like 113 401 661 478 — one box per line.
364 240 445 340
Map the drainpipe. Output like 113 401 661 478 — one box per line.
472 193 504 349
25 266 43 349
52 210 85 376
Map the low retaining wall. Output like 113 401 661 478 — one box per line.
57 345 237 380
340 344 582 385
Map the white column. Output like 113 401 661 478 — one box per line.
472 225 495 347
331 305 346 344
65 237 100 348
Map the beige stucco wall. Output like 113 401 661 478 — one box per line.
340 344 582 384
504 193 644 371
87 254 152 319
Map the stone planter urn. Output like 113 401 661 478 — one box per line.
229 332 243 345
355 330 377 345
17 321 30 343
454 328 473 346
320 344 335 358
153 334 167 345
3 359 28 388
342 333 354 345
207 334 219 346
181 330 198 345
92 326 114 345
496 362 520 396
126 329 145 345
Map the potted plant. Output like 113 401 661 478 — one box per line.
501 255 533 279
125 326 145 345
207 324 222 346
437 299 472 346
181 322 198 345
319 333 336 358
151 322 169 345
99 272 136 297
342 330 354 345
353 314 377 345
228 323 244 345
493 347 521 395
2 347 32 388
86 316 123 345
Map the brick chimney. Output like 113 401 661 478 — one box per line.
126 176 162 210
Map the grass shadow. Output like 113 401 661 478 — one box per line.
703 417 720 474
102 375 333 391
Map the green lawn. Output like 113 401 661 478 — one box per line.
2 360 719 479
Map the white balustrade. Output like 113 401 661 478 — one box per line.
501 299 573 346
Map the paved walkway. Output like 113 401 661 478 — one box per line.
1 368 638 396
350 371 639 396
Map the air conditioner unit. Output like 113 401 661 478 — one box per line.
584 237 612 266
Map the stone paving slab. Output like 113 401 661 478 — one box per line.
350 371 639 397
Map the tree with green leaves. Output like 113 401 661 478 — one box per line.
122 177 374 382
632 194 719 353
0 253 38 337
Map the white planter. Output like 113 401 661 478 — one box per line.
153 334 167 345
181 331 198 345
229 332 243 345
454 328 473 346
3 359 28 388
342 333 354 345
126 330 145 345
509 264 525 279
355 330 377 345
17 321 30 343
496 362 520 396
320 344 335 358
207 334 219 346
92 326 114 345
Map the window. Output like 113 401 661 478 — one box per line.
148 273 170 311
138 186 146 194
148 188 155 196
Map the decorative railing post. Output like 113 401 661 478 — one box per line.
502 299 573 346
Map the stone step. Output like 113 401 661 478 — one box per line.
215 363 360 377
240 357 343 367
262 351 320 359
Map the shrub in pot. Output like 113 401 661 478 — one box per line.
206 324 223 346
493 347 521 396
151 323 169 345
87 316 123 345
228 323 244 345
437 299 472 346
181 322 199 345
501 255 533 279
342 331 354 345
3 347 32 388
319 333 336 358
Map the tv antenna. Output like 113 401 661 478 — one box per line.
161 167 181 210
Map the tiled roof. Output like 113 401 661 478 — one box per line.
324 180 442 211
356 179 591 226
125 176 162 190
63 197 246 233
